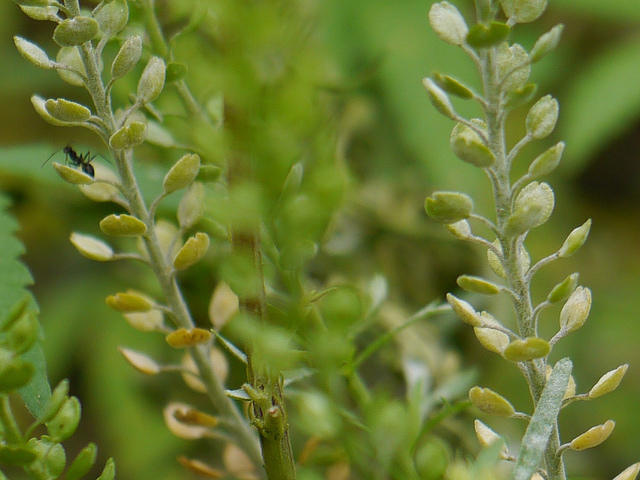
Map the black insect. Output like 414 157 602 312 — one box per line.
42 144 95 177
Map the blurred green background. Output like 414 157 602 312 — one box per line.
1 0 640 479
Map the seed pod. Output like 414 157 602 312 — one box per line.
423 78 457 120
526 95 559 139
137 56 166 104
428 2 469 46
100 213 148 237
111 35 142 80
53 16 99 46
468 386 515 417
425 191 474 224
588 364 628 399
70 232 114 261
14 36 54 69
46 396 81 441
163 153 201 194
502 337 550 362
569 420 615 451
558 219 591 257
450 122 496 167
173 232 210 270
109 121 147 150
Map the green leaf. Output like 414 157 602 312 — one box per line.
0 193 51 417
511 358 572 480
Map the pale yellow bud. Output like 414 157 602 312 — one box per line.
69 232 113 261
570 420 615 451
100 213 148 237
588 364 628 399
166 327 212 348
612 463 640 480
469 386 515 417
118 347 161 375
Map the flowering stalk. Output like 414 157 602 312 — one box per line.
424 1 636 479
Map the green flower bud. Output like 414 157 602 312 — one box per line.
19 5 60 21
431 72 474 99
450 122 495 167
197 164 223 183
111 35 142 80
474 420 509 458
66 443 98 480
100 213 148 237
547 273 579 304
530 24 564 63
569 420 615 451
32 95 68 126
41 379 69 423
500 0 548 24
106 290 154 313
425 191 474 224
79 166 121 202
428 2 469 46
97 458 116 480
502 337 550 362
118 347 161 375
423 78 457 120
446 293 484 327
505 181 554 236
137 56 166 104
53 16 99 47
56 47 86 87
163 153 201 194
528 141 564 178
94 0 128 37
124 310 164 332
446 219 472 238
45 98 91 123
166 327 212 348
70 232 114 261
53 162 94 184
588 364 628 399
26 437 65 479
166 62 188 83
497 43 530 92
466 21 510 49
526 94 559 139
0 358 34 392
613 463 640 480
4 311 38 354
14 36 54 69
173 232 210 270
46 396 81 440
469 386 515 417
503 83 537 110
558 219 591 257
457 275 500 295
559 286 591 334
0 444 37 465
474 312 510 354
109 121 147 150
178 182 205 230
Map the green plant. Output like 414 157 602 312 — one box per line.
423 1 638 479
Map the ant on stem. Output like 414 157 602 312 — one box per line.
42 144 95 177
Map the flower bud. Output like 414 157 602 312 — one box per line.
41 379 70 423
466 21 510 49
111 35 142 80
530 24 564 63
474 312 510 354
547 273 578 304
613 463 640 480
570 420 615 451
528 142 564 178
497 43 530 92
4 311 38 354
100 213 148 237
137 56 166 104
79 165 121 202
166 327 212 348
457 275 500 295
502 337 550 362
446 219 472 238
500 0 548 24
109 121 147 150
526 95 559 139
53 162 94 184
45 98 91 123
56 47 86 87
26 438 65 479
428 2 469 46
66 442 98 480
46 396 81 441
588 364 628 399
178 182 205 230
124 310 164 332
505 182 554 236
474 420 509 458
14 36 54 69
163 153 201 194
177 456 225 478
197 164 223 183
558 219 591 257
119 347 161 375
503 83 537 110
53 16 99 46
97 458 116 480
31 95 68 126
173 232 210 270
106 290 154 313
94 0 129 36
70 232 114 261
164 402 215 439
166 62 188 83
425 191 474 224
0 358 34 392
209 282 239 330
423 78 457 120
446 293 484 327
450 122 495 167
431 72 474 99
469 386 515 417
559 286 591 334
13 0 50 6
